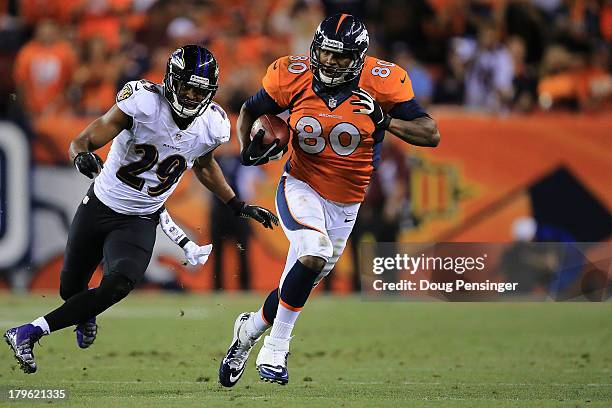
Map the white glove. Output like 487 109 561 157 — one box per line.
183 241 213 266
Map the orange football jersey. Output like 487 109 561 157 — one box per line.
262 55 415 203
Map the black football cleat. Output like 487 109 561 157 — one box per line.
75 316 97 349
4 324 44 374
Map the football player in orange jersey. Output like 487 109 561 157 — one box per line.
219 14 440 386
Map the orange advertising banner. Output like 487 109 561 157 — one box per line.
27 112 612 293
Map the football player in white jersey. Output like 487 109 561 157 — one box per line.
4 45 278 374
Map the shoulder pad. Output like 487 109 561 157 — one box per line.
262 56 311 108
116 80 162 124
359 57 414 111
205 102 231 145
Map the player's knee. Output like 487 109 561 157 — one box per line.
59 284 74 301
98 273 134 305
107 257 143 283
298 255 326 272
59 277 85 301
298 233 333 272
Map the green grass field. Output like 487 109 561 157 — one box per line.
0 293 611 407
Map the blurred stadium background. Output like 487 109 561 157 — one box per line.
0 0 611 293
1 1 611 406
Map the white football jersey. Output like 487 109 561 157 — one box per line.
94 80 230 215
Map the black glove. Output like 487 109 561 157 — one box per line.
227 196 279 229
351 88 391 130
74 152 104 179
240 129 285 166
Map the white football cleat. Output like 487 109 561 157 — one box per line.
218 312 261 387
256 335 290 385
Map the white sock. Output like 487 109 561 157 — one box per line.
276 303 301 326
270 303 300 339
31 317 50 335
253 308 270 331
243 309 269 339
270 320 293 340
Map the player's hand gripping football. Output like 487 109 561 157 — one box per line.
227 197 279 229
351 88 391 130
241 129 284 166
182 241 213 266
74 152 104 179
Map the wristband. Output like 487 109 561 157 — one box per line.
226 196 244 215
381 114 392 130
178 237 190 248
159 209 188 246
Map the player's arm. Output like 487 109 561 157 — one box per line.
386 101 440 147
237 88 287 166
236 99 258 155
352 90 439 147
159 208 212 266
193 151 279 229
193 150 235 203
352 62 439 147
69 105 132 178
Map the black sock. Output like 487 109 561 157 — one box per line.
279 260 319 309
44 274 134 332
262 288 279 324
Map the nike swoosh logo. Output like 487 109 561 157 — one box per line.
273 61 278 70
229 370 243 383
261 365 285 374
249 144 278 164
344 218 354 223
400 75 406 84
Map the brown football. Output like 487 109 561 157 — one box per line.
250 114 290 149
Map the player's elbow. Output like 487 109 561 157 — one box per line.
421 118 440 147
428 125 440 147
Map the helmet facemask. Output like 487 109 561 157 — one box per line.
163 46 219 118
310 44 364 87
309 17 369 88
164 70 218 118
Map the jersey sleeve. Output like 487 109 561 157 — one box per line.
389 99 429 120
261 57 293 109
361 58 415 112
207 102 231 146
116 80 160 124
244 88 285 117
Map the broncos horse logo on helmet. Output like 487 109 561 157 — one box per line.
310 14 369 87
164 45 219 118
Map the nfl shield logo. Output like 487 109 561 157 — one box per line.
329 97 337 108
175 133 182 141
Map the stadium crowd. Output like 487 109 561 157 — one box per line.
0 0 610 123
